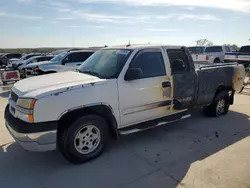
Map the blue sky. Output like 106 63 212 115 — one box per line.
0 0 250 48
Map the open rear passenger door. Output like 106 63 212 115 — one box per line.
166 47 197 110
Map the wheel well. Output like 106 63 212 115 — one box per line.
213 58 220 63
58 105 118 140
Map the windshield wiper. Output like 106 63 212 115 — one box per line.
79 70 103 78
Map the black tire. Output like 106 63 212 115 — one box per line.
214 58 220 63
203 91 230 117
58 115 109 164
2 81 7 86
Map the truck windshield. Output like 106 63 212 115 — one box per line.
78 49 132 79
50 52 67 62
239 46 250 53
204 46 223 53
188 47 205 54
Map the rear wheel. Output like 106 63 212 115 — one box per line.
58 115 109 164
203 91 230 117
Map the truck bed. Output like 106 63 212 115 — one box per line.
194 62 244 105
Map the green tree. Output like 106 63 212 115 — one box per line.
195 39 213 46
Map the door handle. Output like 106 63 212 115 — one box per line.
162 81 171 88
76 64 81 66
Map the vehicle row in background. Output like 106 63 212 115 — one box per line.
7 53 43 69
189 45 236 64
25 49 95 77
0 49 97 84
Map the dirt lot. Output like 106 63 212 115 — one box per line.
0 87 250 188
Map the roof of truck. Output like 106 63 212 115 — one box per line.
104 44 182 50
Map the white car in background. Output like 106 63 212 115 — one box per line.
192 45 236 63
7 53 41 68
19 55 54 78
25 50 95 77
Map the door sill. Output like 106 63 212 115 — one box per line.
118 111 191 135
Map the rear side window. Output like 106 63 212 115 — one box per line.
188 47 205 54
204 46 223 53
71 52 94 62
129 50 166 79
38 56 53 61
25 55 37 60
167 49 189 74
239 46 250 53
6 54 22 59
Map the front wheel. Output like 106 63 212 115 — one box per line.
203 91 230 117
58 115 109 164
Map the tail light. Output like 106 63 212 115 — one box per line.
206 55 209 60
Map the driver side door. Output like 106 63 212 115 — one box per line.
118 48 173 128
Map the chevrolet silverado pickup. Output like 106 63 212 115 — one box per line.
5 45 245 164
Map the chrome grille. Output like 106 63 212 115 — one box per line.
11 91 18 102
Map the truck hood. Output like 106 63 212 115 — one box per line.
26 61 52 68
12 71 106 98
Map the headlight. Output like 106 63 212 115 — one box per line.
16 98 36 123
17 98 36 109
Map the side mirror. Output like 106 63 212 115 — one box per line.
171 59 186 74
125 68 143 81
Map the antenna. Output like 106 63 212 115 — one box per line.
126 40 131 47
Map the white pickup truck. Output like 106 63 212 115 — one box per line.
5 45 245 164
192 45 235 63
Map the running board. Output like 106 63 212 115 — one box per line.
119 111 191 135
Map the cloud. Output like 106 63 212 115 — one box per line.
0 12 43 20
182 7 195 10
56 11 132 23
178 14 220 21
145 28 180 32
76 0 250 12
56 11 220 24
57 8 72 12
17 0 34 2
65 25 105 28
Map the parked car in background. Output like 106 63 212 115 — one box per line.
7 53 42 68
5 45 245 164
192 45 236 63
0 53 22 66
224 45 250 68
18 55 54 78
188 46 205 54
25 50 95 77
189 46 206 62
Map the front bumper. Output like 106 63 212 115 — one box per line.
4 105 57 152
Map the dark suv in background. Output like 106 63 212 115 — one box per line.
0 53 22 66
